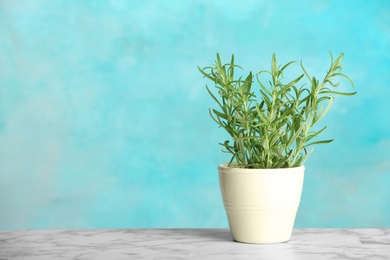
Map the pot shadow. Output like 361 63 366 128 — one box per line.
165 229 233 242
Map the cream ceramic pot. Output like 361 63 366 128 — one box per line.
218 163 305 244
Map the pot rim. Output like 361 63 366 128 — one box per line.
218 163 305 174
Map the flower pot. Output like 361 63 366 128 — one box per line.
218 163 305 244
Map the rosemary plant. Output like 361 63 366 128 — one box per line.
198 53 356 169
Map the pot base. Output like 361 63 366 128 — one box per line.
227 208 298 244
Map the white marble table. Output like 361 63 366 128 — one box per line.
0 229 389 259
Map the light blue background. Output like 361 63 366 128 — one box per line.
0 0 389 229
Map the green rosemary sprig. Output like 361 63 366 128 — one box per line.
198 52 356 169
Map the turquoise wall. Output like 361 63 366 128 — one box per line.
0 0 389 229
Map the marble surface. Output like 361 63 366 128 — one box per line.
0 229 389 259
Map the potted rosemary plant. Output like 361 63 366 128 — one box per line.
198 52 356 244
